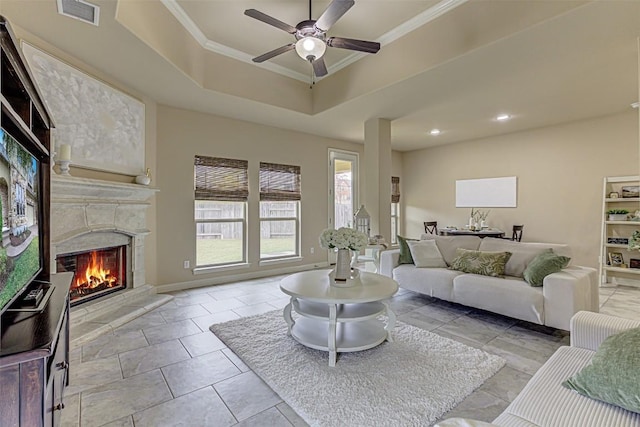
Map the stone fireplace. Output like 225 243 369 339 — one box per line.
50 175 157 305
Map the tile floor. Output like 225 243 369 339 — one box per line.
61 276 640 427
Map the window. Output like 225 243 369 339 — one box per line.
194 156 248 267
259 162 301 260
391 176 400 245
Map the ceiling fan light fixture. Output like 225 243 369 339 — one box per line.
295 36 326 61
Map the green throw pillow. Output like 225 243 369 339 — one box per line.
523 249 570 286
563 326 640 413
449 248 512 277
397 235 417 264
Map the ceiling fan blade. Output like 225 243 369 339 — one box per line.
312 57 328 77
314 0 355 32
252 44 296 63
327 37 380 54
244 9 297 34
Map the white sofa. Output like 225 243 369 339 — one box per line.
379 235 598 330
436 311 640 427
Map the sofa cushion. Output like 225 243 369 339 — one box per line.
450 248 512 277
494 346 640 427
563 326 640 414
393 265 460 301
479 238 552 278
421 235 482 266
407 240 447 268
524 249 571 287
397 235 417 264
452 275 544 324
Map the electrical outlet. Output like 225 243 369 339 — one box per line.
310 247 314 254
183 260 190 269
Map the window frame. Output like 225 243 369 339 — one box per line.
391 176 400 245
259 200 300 261
391 202 400 245
259 162 301 261
194 156 248 268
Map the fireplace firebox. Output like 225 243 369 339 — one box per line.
56 245 127 306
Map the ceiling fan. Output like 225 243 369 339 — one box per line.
244 0 380 78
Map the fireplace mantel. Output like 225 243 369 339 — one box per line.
51 175 158 204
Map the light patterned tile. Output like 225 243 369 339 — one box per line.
162 351 241 397
67 355 122 395
193 311 241 331
180 331 226 357
201 298 247 314
214 371 282 421
236 406 293 427
159 304 211 322
82 330 148 361
142 319 202 344
132 386 236 427
119 339 191 377
233 303 278 317
80 370 172 427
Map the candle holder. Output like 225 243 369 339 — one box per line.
56 160 71 176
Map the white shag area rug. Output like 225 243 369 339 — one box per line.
210 310 505 427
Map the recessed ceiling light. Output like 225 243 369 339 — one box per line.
429 129 441 135
496 114 511 121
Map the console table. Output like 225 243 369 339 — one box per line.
439 228 505 238
279 270 398 367
0 272 73 427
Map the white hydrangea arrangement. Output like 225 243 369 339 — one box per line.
319 227 368 251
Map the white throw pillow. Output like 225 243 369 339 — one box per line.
407 240 447 268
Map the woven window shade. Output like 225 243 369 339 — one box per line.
392 176 400 203
194 156 248 201
260 162 301 201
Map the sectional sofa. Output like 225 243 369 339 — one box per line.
379 235 599 330
436 311 640 426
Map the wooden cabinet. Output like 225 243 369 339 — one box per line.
600 176 640 287
0 273 73 427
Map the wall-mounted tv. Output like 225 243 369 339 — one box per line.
0 127 43 314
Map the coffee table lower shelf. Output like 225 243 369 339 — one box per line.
290 317 388 353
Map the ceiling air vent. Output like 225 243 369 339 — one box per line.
57 0 100 26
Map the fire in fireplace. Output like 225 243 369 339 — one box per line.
56 245 127 306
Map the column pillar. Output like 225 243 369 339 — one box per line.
364 118 391 240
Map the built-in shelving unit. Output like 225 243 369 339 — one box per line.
0 15 61 427
600 176 640 287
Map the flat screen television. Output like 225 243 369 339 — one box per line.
0 127 43 315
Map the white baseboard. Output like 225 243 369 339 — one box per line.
155 262 330 293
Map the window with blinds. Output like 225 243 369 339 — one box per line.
194 156 247 267
259 162 300 260
391 176 400 245
194 156 248 201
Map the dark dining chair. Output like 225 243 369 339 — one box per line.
511 225 524 242
424 221 438 235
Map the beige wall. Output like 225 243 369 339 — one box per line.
401 111 639 269
155 105 369 287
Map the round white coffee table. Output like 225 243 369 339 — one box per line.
279 269 398 367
